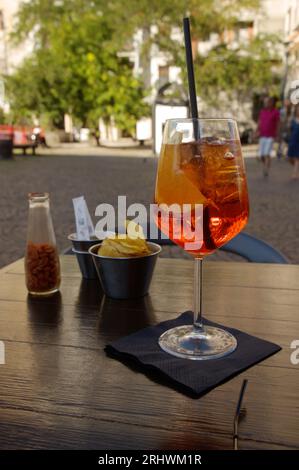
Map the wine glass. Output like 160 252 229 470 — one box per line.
154 118 249 360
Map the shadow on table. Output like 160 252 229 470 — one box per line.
26 292 63 381
97 294 157 342
76 278 104 308
26 291 63 325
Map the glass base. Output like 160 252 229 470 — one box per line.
28 287 59 297
159 325 237 360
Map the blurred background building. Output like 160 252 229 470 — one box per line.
124 0 288 148
0 0 33 73
285 0 299 96
0 0 298 144
125 0 286 99
0 0 32 110
0 0 287 83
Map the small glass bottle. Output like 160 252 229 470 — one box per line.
25 193 61 296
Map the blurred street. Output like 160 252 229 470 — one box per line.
0 149 297 268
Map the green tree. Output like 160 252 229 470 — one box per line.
7 0 148 132
107 0 280 107
6 0 281 128
193 35 281 108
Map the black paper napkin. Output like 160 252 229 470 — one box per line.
105 311 281 398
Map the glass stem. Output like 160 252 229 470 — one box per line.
193 257 204 330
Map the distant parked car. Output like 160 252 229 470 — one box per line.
239 121 256 145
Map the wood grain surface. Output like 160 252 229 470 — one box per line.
0 257 298 450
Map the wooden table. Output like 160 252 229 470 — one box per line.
0 256 298 450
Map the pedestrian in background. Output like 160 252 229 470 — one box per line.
257 96 280 178
277 98 292 159
287 104 299 180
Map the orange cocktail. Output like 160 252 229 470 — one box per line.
155 138 249 257
154 118 249 360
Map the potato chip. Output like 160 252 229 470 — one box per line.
98 228 151 258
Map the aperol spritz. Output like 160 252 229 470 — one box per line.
154 118 249 359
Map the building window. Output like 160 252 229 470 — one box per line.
158 65 169 87
159 65 169 82
234 21 254 43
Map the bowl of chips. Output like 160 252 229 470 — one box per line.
89 221 161 299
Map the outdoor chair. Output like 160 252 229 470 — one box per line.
142 223 288 264
64 222 288 264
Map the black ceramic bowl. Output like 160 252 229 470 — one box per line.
89 242 161 299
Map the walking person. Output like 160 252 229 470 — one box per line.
287 104 299 180
277 98 292 159
257 97 280 178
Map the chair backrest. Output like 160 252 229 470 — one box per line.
221 232 288 264
144 222 288 264
64 223 289 264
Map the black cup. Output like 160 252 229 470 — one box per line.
72 248 98 279
68 233 100 252
89 242 161 299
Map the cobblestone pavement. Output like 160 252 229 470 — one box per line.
0 152 298 268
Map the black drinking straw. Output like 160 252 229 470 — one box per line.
183 17 199 121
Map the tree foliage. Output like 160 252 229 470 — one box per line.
112 0 281 106
7 0 148 131
194 35 282 108
5 0 281 128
